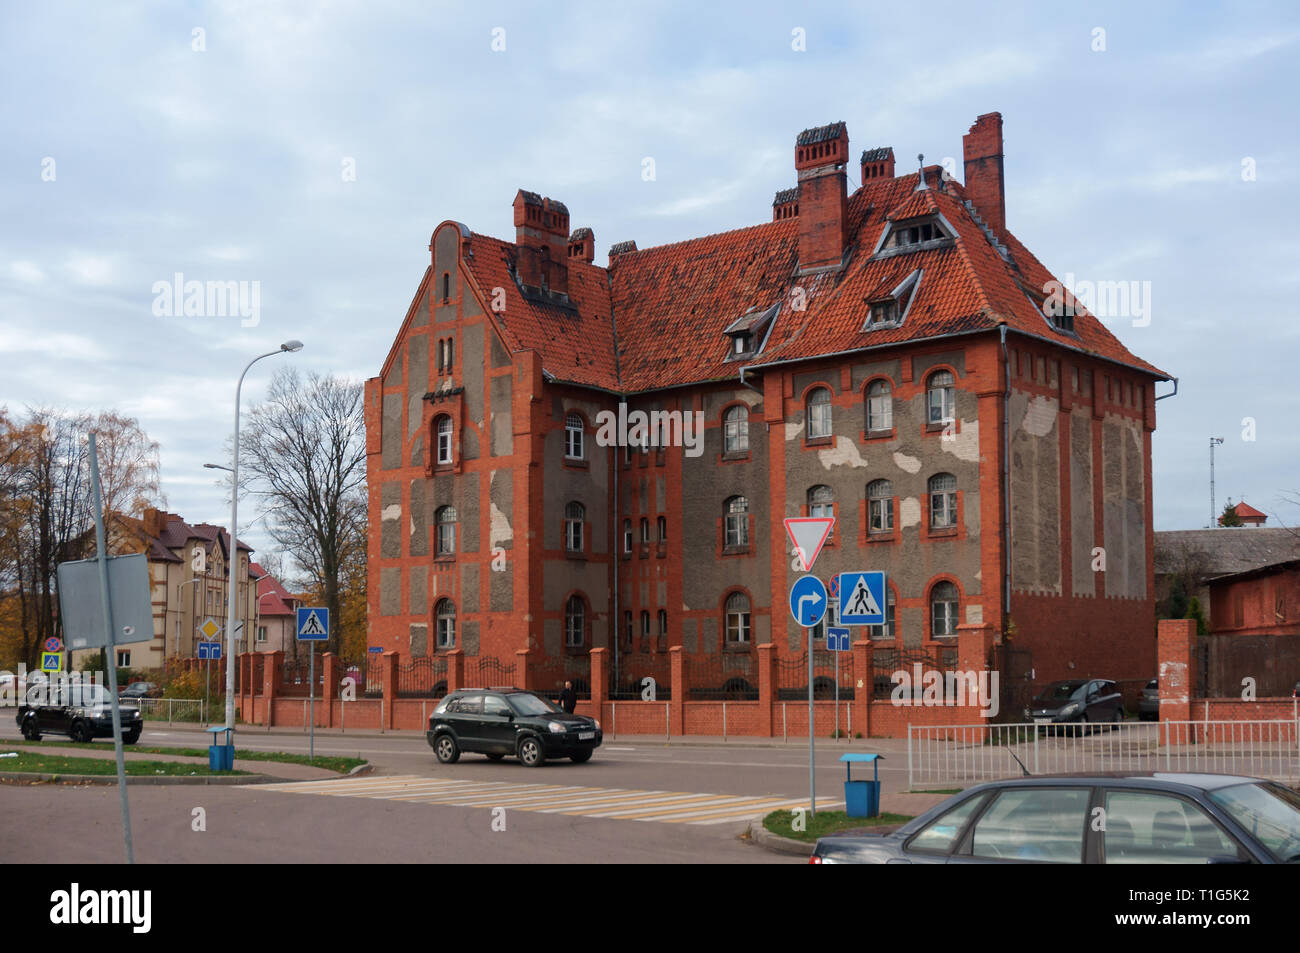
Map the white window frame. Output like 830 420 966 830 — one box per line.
866 379 893 432
564 413 584 460
436 416 454 464
807 387 832 439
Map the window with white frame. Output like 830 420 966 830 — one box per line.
658 609 668 638
927 370 955 425
868 479 894 534
808 484 833 519
640 518 650 543
929 473 957 529
565 595 585 648
724 592 751 644
931 582 959 638
657 516 667 542
436 505 457 555
724 496 749 548
564 502 585 553
866 379 893 432
623 519 632 554
117 650 131 667
807 387 832 439
436 599 456 648
257 625 268 643
436 415 453 464
564 413 584 460
723 404 749 454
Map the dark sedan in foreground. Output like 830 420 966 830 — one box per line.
811 773 1300 864
427 688 601 766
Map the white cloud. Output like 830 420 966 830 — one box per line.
10 260 45 283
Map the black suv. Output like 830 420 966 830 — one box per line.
427 688 601 767
17 683 143 744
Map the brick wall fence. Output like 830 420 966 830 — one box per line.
233 623 1001 739
1158 618 1299 723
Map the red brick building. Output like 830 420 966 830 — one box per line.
365 112 1169 707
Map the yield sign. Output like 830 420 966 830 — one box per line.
784 517 835 572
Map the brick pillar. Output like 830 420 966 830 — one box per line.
852 639 871 739
757 643 776 737
669 646 684 736
263 650 283 728
322 653 338 727
956 622 996 737
1158 619 1196 723
382 651 399 729
516 648 533 691
590 647 608 728
447 648 463 693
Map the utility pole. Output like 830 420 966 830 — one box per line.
1210 436 1224 527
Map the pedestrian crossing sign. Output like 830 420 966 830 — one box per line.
296 607 329 641
838 571 886 625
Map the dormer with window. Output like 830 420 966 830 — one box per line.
863 268 921 331
723 302 778 361
873 215 954 259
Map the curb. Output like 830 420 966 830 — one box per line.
0 771 271 786
748 821 814 856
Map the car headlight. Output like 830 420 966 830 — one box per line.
593 719 600 730
1060 703 1080 717
547 721 566 733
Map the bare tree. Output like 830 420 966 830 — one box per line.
238 369 366 655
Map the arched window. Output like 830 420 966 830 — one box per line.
640 610 650 640
640 517 650 543
723 404 749 454
807 387 832 439
657 516 667 542
446 337 454 371
435 415 453 464
437 339 444 372
724 592 751 644
564 413 584 460
441 272 451 302
927 370 954 425
867 479 893 534
808 485 833 519
724 496 749 548
866 379 893 432
436 599 456 648
928 473 957 529
658 609 668 638
565 595 586 647
868 587 897 640
622 519 632 554
564 501 585 553
436 505 457 555
931 581 959 637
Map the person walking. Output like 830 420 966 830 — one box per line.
557 680 577 714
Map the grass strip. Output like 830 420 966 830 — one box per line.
762 808 912 843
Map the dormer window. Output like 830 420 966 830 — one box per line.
891 221 943 248
863 269 920 331
733 333 752 355
723 302 778 361
867 299 898 328
874 216 952 258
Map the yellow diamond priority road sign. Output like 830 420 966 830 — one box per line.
198 617 221 640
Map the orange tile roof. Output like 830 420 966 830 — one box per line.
456 167 1168 393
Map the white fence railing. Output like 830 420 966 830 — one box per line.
907 719 1300 789
135 697 207 724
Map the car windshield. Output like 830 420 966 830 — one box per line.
1036 682 1085 702
507 693 562 716
1209 782 1300 861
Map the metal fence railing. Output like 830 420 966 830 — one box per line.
396 656 448 698
610 657 672 700
463 656 515 690
775 651 854 700
136 697 209 724
684 655 758 700
907 718 1300 789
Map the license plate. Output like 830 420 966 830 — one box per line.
1033 718 1052 725
578 731 595 740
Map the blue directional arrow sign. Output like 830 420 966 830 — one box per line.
826 626 851 652
839 571 886 625
788 575 828 628
197 641 222 660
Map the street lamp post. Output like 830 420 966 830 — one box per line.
213 341 303 731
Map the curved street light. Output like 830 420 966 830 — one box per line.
221 341 303 730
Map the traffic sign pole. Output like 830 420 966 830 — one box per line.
808 626 815 817
309 641 315 761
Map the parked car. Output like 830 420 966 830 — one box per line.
1024 678 1124 730
427 688 601 767
810 773 1300 864
16 683 142 744
1138 678 1159 721
119 681 159 699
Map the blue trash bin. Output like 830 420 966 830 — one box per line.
206 726 235 772
841 753 883 818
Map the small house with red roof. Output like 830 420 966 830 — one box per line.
366 112 1169 712
1220 499 1268 527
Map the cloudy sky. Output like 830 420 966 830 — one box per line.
3 0 1298 559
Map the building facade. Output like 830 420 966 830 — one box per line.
366 112 1168 699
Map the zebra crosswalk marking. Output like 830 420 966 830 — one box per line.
251 775 813 826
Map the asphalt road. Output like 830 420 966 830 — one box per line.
0 720 933 863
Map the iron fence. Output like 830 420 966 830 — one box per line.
775 651 854 700
610 656 672 700
363 654 384 697
907 717 1300 789
396 656 448 698
279 658 324 697
463 655 516 689
870 646 953 700
531 656 593 700
684 655 758 700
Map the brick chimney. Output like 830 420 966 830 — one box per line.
512 190 570 294
962 113 1006 235
567 227 595 264
143 507 165 539
772 187 799 221
794 122 848 270
860 146 895 183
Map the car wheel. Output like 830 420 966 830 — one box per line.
122 730 140 745
485 753 505 762
434 733 460 764
20 718 40 741
517 736 546 767
71 721 93 743
570 750 593 763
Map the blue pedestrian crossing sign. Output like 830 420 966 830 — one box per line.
197 641 222 660
826 626 851 652
839 571 886 625
296 607 329 641
788 575 828 628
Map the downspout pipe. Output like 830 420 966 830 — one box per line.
1000 324 1012 637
